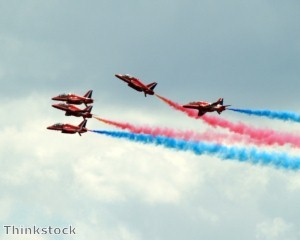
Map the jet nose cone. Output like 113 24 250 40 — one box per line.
115 74 122 78
47 125 56 130
52 104 59 109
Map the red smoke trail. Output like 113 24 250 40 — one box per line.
155 94 300 148
94 116 256 145
155 94 199 118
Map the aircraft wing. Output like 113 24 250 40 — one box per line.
135 80 148 89
198 110 206 116
61 129 76 134
68 105 81 112
182 105 197 109
201 104 214 109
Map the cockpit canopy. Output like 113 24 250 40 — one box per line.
58 103 68 106
124 74 133 78
58 93 68 97
53 123 63 127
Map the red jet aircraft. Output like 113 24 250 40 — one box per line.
52 103 93 119
183 98 231 116
115 74 157 97
52 90 93 106
47 120 88 136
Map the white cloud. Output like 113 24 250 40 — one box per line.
2 92 300 239
73 143 199 204
256 218 296 240
1 1 300 236
0 235 49 240
74 221 141 240
0 94 300 231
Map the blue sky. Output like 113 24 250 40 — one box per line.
1 1 300 239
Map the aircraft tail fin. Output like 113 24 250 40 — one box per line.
217 98 224 105
147 82 157 91
212 98 224 107
78 120 87 129
84 90 93 98
84 105 93 113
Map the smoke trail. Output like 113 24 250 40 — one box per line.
229 108 300 123
93 116 250 145
155 94 300 148
91 130 300 170
155 94 198 118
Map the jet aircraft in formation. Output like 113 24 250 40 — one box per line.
52 90 93 106
52 103 93 119
48 90 94 136
47 120 88 136
114 74 230 116
115 74 157 97
183 98 230 116
47 74 231 136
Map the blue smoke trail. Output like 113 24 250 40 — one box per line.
91 130 300 170
229 108 300 123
